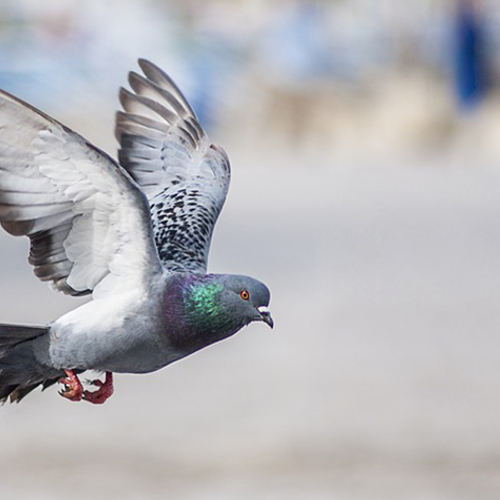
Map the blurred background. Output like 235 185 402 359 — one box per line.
0 0 500 499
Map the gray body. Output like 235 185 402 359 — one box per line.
35 271 172 374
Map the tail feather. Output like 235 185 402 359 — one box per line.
0 323 47 348
0 324 62 403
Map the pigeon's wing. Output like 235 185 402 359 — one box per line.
0 88 163 298
115 59 230 273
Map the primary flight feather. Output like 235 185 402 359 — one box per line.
0 60 273 404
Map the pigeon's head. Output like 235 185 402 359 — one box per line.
166 273 273 353
216 274 274 330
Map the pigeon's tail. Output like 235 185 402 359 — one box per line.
0 324 62 403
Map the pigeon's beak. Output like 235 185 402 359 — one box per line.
257 306 274 329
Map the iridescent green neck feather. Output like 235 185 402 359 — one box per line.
184 278 242 339
187 280 225 319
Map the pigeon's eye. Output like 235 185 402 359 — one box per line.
240 290 250 301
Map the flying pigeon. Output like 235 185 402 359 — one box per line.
0 59 273 405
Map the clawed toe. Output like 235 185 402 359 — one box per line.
82 372 114 405
58 387 83 401
58 370 83 402
84 378 103 387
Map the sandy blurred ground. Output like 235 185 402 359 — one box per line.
0 153 500 499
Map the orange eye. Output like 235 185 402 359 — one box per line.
240 290 250 300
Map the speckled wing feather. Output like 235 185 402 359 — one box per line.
0 89 163 297
116 59 231 273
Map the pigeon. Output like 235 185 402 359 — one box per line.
0 59 273 405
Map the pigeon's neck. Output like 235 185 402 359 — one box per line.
163 274 242 353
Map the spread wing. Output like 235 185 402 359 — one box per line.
115 59 231 273
0 88 163 298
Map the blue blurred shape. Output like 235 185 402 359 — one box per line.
455 0 487 109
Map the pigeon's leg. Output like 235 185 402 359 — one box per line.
58 369 84 402
83 372 114 405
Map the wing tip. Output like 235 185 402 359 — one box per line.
136 59 197 117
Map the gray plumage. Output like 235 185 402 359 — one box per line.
0 60 273 404
0 88 159 297
117 59 230 273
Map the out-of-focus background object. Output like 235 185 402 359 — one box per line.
454 0 487 109
1 1 500 499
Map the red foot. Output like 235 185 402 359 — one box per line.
83 372 114 405
58 370 114 405
59 369 83 402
